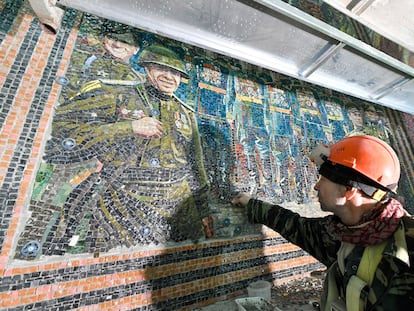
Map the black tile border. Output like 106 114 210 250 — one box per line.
0 8 77 253
1 237 291 291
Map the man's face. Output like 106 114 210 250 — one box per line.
365 108 379 123
314 176 346 214
103 37 138 63
146 64 181 94
348 108 363 128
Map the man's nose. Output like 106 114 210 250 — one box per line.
314 177 321 191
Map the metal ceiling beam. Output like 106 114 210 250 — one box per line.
298 42 346 78
370 77 412 100
252 0 414 78
54 0 414 114
323 0 414 57
347 0 376 14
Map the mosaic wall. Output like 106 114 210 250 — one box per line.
0 1 413 310
11 12 414 259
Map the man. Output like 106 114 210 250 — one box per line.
17 44 212 257
363 104 391 141
229 73 272 197
322 97 347 142
190 56 233 202
232 135 414 310
265 83 296 203
57 21 141 99
345 102 364 136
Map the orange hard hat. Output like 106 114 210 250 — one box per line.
311 135 400 200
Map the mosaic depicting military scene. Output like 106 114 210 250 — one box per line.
15 15 414 259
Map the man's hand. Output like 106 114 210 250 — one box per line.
231 193 251 208
131 117 163 138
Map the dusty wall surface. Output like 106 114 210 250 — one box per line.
1 1 413 310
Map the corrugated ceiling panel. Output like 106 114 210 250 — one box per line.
57 0 414 114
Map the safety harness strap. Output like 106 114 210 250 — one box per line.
346 229 396 311
346 275 367 311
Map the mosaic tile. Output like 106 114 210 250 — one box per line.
1 3 414 310
8 12 414 259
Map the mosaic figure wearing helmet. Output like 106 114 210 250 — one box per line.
16 43 213 257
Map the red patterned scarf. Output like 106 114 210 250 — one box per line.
328 198 406 246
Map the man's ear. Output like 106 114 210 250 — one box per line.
345 187 358 200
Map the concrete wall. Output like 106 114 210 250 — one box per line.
1 1 413 310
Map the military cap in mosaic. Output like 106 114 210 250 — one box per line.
105 32 137 46
365 104 377 113
138 44 188 78
344 101 361 111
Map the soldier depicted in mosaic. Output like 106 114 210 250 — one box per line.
363 104 391 142
295 87 328 143
293 87 327 203
17 44 213 257
344 101 364 136
322 97 347 142
265 83 297 203
190 56 233 202
57 21 142 99
228 73 272 198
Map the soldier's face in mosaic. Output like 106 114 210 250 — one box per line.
146 64 181 94
365 108 379 123
103 37 138 63
348 108 363 128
